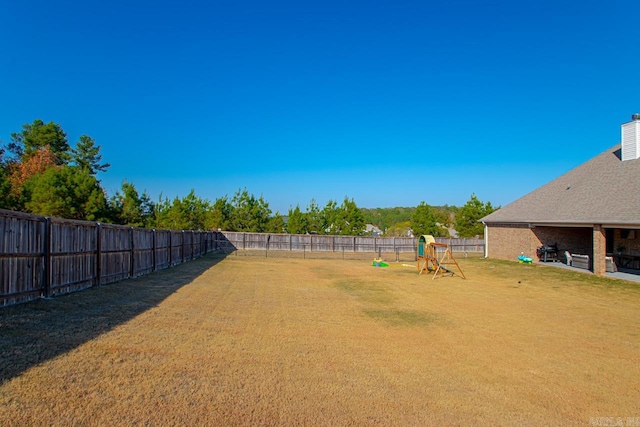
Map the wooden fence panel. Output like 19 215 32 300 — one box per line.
202 231 209 256
193 231 203 258
289 234 311 251
133 228 155 277
268 234 291 250
100 224 132 285
393 237 417 252
355 236 375 252
207 231 219 253
205 231 219 254
154 230 171 270
49 219 97 295
310 235 332 251
244 233 266 250
0 211 46 306
333 236 355 252
201 231 209 256
375 237 400 253
221 232 244 251
441 237 484 253
192 231 200 259
170 231 183 266
211 232 217 251
184 231 194 262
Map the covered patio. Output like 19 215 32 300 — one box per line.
539 258 640 283
533 225 640 277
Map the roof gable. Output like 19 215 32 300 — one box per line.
481 145 640 226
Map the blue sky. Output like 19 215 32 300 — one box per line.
1 0 638 214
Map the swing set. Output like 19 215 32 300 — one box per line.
416 235 466 279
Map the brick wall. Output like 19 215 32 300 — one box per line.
487 224 594 263
486 224 534 260
593 226 606 276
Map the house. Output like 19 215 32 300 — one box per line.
365 224 383 236
481 115 640 276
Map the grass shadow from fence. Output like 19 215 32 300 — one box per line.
0 251 228 384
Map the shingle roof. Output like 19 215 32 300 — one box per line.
481 145 640 226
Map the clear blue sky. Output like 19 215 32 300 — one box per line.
1 0 638 214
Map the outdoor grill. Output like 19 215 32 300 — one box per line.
536 244 558 262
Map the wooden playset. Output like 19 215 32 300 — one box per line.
416 235 466 279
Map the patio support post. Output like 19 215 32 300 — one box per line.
593 225 606 276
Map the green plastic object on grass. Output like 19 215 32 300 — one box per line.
372 259 389 267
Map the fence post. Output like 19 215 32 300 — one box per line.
182 230 186 264
96 223 102 286
168 231 173 267
130 227 135 278
152 229 157 271
42 217 51 298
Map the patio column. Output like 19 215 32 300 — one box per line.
593 225 606 276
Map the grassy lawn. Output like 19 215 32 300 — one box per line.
1 253 639 425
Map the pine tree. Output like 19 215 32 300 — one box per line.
454 194 497 238
72 135 110 175
411 202 447 237
9 119 70 164
286 205 307 234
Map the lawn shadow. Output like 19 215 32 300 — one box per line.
0 251 228 384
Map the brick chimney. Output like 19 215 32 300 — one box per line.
621 113 640 161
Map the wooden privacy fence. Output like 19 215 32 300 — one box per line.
0 209 221 307
0 208 485 307
218 232 484 256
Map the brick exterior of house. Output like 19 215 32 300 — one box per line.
484 224 532 260
481 124 640 277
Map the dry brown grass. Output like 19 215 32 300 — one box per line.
1 253 639 426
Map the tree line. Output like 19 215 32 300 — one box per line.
0 119 496 236
362 195 497 238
